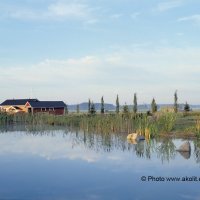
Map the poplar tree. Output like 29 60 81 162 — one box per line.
88 99 91 113
174 90 178 113
76 104 80 113
101 96 104 114
151 98 157 113
133 93 137 113
116 94 120 114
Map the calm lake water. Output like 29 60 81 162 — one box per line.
0 126 200 200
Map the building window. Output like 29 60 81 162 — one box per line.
41 108 46 111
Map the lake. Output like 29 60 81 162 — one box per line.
0 126 200 200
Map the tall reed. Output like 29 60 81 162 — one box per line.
195 118 200 138
0 111 179 137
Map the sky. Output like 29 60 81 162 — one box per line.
0 0 200 105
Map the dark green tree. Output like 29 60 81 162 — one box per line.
76 104 80 113
88 99 91 114
90 102 96 114
151 98 157 113
123 103 129 114
133 93 137 113
184 102 190 112
101 96 104 114
116 94 120 114
174 90 178 113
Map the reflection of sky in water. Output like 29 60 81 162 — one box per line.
0 130 200 200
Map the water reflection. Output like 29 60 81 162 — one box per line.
156 138 176 163
0 125 198 164
178 151 191 159
194 140 200 163
1 126 200 200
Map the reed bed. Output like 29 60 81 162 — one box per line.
0 111 180 138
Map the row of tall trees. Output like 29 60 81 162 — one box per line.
87 93 158 114
73 90 190 114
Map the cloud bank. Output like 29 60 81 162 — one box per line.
0 1 96 22
1 46 200 104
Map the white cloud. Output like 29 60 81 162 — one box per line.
0 132 196 169
0 131 135 165
47 2 91 19
155 0 183 12
178 14 200 24
0 131 100 162
1 46 200 104
0 1 95 22
2 55 99 85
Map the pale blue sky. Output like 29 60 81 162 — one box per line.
0 0 200 104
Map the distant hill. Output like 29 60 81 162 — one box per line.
68 102 115 111
67 102 200 112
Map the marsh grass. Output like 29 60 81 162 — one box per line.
157 112 177 133
0 111 182 138
195 119 200 138
75 112 178 138
173 113 200 137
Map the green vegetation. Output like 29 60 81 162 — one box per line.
101 96 104 114
133 93 137 113
151 98 157 113
184 102 190 112
0 110 200 138
123 103 129 114
0 93 200 139
90 102 96 115
174 90 178 113
157 112 177 133
116 95 119 114
195 119 200 138
76 104 80 113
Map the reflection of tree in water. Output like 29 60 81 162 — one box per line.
0 124 68 134
69 129 162 160
146 140 158 159
135 141 145 158
156 138 176 163
70 130 129 153
1 125 198 164
131 140 158 160
194 140 200 163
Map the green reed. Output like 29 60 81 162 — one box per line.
156 112 177 133
0 111 180 137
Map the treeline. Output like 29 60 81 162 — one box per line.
68 91 191 115
0 90 197 138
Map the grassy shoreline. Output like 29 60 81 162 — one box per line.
0 111 200 138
